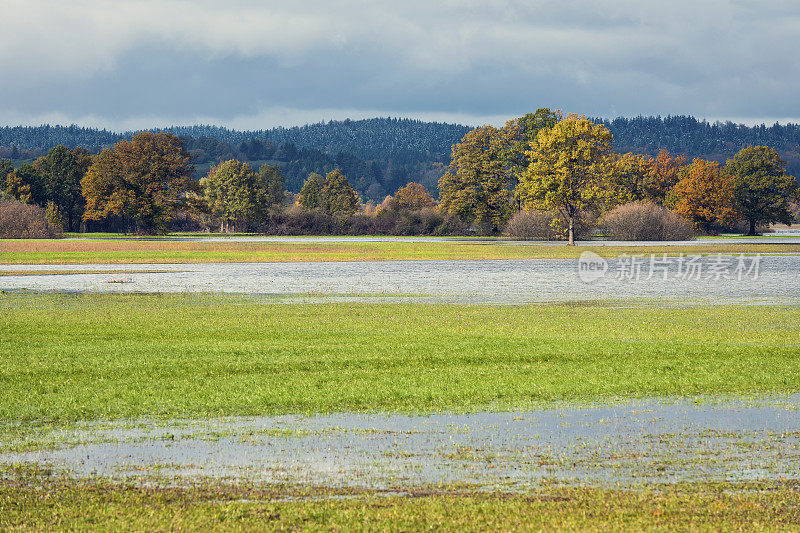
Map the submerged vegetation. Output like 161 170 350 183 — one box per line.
2 473 799 531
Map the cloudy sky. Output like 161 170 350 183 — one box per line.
1 0 799 131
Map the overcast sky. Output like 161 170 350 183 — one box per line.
1 0 799 131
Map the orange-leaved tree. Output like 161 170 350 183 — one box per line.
670 158 738 233
82 132 196 234
645 149 686 203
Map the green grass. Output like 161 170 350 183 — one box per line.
1 293 799 422
2 469 798 531
64 231 262 238
2 238 799 264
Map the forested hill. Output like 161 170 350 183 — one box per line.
598 116 800 158
163 118 472 161
4 115 800 160
3 115 800 198
0 118 471 161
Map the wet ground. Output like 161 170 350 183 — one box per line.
2 255 799 304
4 397 799 490
66 227 800 244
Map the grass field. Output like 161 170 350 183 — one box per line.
4 293 800 529
3 468 798 532
2 293 799 422
2 238 799 264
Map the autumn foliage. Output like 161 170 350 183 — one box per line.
82 132 196 234
519 115 613 244
670 159 738 233
384 182 436 211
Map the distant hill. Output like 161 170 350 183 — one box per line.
597 116 800 175
0 118 471 162
3 115 800 198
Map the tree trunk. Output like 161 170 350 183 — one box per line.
567 216 575 246
748 219 757 236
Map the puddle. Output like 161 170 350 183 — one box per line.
1 256 799 304
4 397 800 489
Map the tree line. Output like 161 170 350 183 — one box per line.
438 110 799 243
2 112 798 239
0 131 449 235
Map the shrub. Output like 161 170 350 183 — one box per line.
600 201 694 241
504 210 596 241
504 210 560 240
0 199 65 238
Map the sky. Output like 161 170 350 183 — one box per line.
1 0 799 131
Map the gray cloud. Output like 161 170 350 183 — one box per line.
1 0 799 129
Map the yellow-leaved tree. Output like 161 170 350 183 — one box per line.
518 115 614 245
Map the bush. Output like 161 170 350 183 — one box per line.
258 205 468 236
504 210 597 241
600 201 694 241
0 199 65 238
504 210 560 240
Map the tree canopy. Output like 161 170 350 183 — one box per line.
298 173 325 210
4 164 47 206
201 160 260 232
319 169 359 217
36 145 92 231
670 159 738 233
391 182 436 211
82 132 195 234
519 115 614 245
725 146 798 235
438 125 514 233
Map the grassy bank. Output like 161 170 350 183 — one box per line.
2 469 798 531
1 293 799 421
1 238 799 264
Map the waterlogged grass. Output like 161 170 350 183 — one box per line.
2 469 799 531
2 238 799 263
2 293 799 422
0 269 176 276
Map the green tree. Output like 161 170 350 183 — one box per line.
36 145 92 231
298 173 325 209
319 169 359 217
201 160 261 232
0 159 12 191
4 164 47 206
438 125 513 233
724 146 798 235
257 164 286 208
82 132 195 234
518 115 614 245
